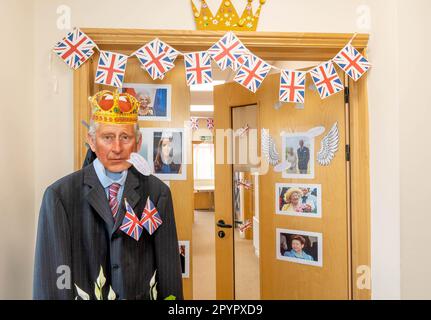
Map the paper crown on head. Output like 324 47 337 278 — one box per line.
191 0 266 31
89 90 139 125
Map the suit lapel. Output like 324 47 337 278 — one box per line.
84 165 115 231
111 167 142 236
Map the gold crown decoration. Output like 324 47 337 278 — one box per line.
191 0 266 31
89 90 139 125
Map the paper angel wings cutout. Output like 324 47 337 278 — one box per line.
261 129 291 172
127 153 152 176
261 128 280 166
317 122 339 166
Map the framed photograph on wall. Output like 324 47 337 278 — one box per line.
276 228 323 267
122 83 171 121
178 240 190 278
282 132 315 179
276 183 322 218
139 128 187 180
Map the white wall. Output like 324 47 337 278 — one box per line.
0 0 35 299
3 0 418 299
399 0 431 300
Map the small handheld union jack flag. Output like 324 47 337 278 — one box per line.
310 61 344 99
134 39 177 80
190 117 199 130
120 199 143 241
279 70 306 104
95 51 128 88
184 52 213 86
140 197 163 236
333 44 371 81
206 118 214 130
53 28 96 70
233 54 271 93
208 32 248 71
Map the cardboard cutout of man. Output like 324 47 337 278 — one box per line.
33 90 183 300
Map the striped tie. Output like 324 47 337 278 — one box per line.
109 183 121 218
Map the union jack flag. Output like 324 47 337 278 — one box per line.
239 219 253 233
233 54 271 93
206 118 214 130
134 39 176 80
190 117 199 130
310 61 344 99
95 51 128 88
140 197 163 236
53 28 96 70
184 52 213 86
208 32 248 71
120 199 143 241
333 44 371 81
279 70 306 103
232 52 251 71
159 40 180 74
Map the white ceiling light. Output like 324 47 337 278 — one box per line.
190 80 225 92
190 105 214 112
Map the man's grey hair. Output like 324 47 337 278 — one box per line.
88 120 141 143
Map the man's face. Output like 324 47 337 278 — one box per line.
299 140 304 147
88 123 141 172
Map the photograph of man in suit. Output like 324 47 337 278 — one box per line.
297 139 310 174
33 90 183 300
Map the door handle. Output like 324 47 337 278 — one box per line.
217 220 233 229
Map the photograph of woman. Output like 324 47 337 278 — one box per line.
276 229 323 267
280 187 311 213
283 235 314 261
122 83 171 121
153 131 182 174
139 128 186 180
276 184 322 218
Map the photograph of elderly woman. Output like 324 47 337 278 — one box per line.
122 83 171 121
282 133 314 179
277 229 323 267
276 184 322 218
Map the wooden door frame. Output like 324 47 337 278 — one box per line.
73 29 371 300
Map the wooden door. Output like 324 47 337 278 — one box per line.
214 70 350 300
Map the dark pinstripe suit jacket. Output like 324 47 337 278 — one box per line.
33 164 183 300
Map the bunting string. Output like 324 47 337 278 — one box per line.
53 28 371 104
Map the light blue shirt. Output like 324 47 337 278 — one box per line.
93 158 128 204
284 249 314 261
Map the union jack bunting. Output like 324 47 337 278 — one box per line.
208 32 248 71
233 54 271 93
232 52 251 71
95 51 128 88
134 39 176 80
120 199 143 241
184 52 213 86
333 44 371 81
279 70 306 103
53 28 96 70
159 40 180 73
310 61 344 99
190 117 199 130
206 118 214 130
140 197 163 236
